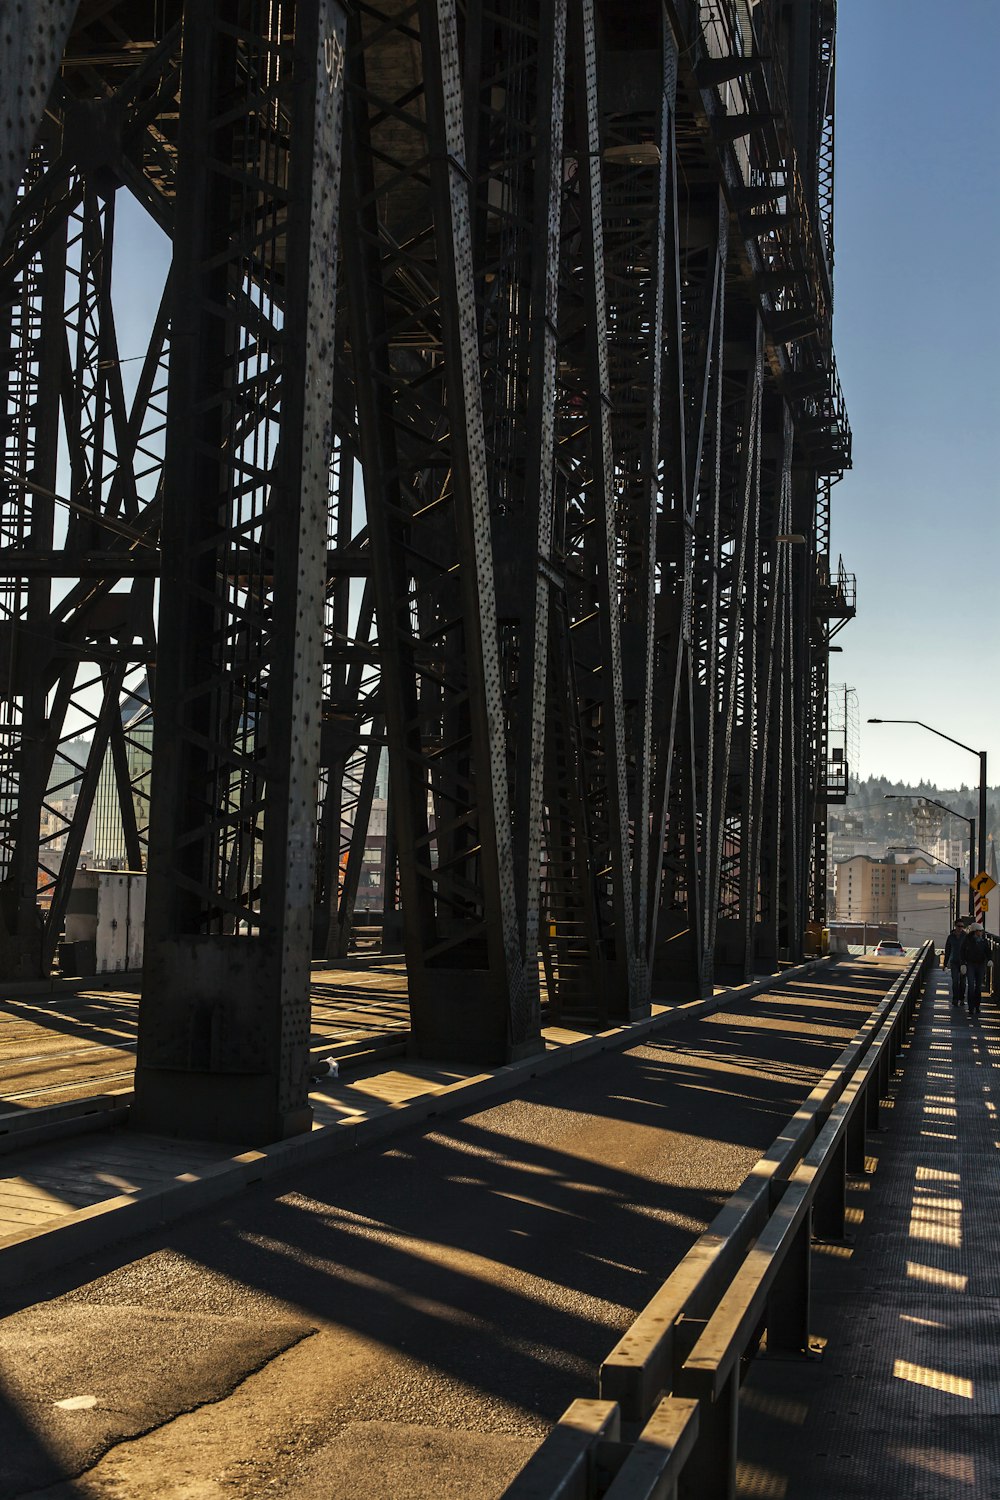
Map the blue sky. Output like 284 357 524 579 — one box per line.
832 0 1000 788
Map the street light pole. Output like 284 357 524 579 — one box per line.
884 794 975 917
980 751 988 887
868 718 988 897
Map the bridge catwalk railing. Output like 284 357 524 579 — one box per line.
503 943 936 1499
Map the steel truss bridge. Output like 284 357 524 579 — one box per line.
0 0 855 1141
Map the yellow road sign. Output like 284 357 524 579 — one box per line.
971 871 996 896
980 898 989 913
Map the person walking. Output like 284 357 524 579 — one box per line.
943 920 967 1009
961 922 990 1019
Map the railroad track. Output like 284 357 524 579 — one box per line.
0 965 412 1111
2 1067 137 1106
0 1025 411 1111
0 1041 138 1107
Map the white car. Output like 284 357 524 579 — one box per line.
874 939 906 957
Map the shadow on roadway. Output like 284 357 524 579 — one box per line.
0 960 900 1492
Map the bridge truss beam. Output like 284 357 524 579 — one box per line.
0 0 851 1138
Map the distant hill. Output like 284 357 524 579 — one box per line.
834 774 998 852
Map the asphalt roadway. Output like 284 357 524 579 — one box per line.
0 960 901 1500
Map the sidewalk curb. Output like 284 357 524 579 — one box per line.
0 956 835 1290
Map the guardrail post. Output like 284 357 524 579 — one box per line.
765 1207 812 1355
846 1100 866 1174
877 1045 890 1102
813 1139 846 1240
673 1314 708 1372
865 1071 880 1131
907 968 922 1026
502 1398 620 1499
677 1371 737 1500
887 1018 899 1073
602 1397 699 1500
894 994 910 1065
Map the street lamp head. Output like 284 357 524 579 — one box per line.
602 142 663 166
864 717 985 904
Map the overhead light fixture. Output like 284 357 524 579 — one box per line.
602 143 662 167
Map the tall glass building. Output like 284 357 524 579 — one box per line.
91 678 153 869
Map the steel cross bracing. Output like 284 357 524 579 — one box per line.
340 0 538 1063
465 0 570 1023
132 0 348 1142
313 385 385 964
0 25 174 978
0 0 851 1133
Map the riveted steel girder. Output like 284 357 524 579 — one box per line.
0 1 81 242
340 0 536 1064
132 0 348 1143
0 0 850 1088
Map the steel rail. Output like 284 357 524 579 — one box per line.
0 1040 137 1072
0 1069 136 1105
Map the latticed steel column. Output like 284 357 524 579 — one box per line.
341 0 536 1063
646 25 698 992
597 14 677 1014
313 385 384 965
543 0 639 1024
133 0 347 1143
752 404 797 970
0 168 64 979
465 0 566 1027
708 326 764 978
650 182 729 996
689 194 729 993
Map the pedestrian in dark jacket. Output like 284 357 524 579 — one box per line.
961 923 990 1018
943 921 967 1008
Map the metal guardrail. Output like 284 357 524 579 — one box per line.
503 942 935 1499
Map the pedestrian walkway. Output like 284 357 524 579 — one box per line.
737 965 1000 1499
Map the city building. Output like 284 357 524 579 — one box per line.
833 852 937 925
897 871 958 948
39 796 77 856
356 797 387 912
90 680 153 869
